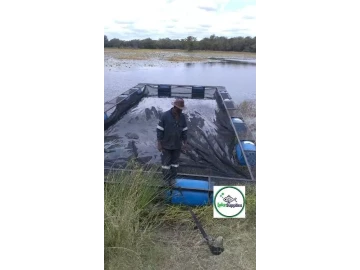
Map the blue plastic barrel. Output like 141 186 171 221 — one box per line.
231 118 246 133
167 178 212 206
236 141 256 166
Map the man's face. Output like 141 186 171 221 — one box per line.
174 107 182 114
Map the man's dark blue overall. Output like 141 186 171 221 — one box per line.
156 100 188 186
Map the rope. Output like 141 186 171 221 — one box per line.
176 187 224 255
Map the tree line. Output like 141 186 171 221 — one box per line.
104 35 256 52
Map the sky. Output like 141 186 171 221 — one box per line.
104 0 256 40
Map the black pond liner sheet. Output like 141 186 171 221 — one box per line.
104 96 250 179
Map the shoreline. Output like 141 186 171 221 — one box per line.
105 48 255 63
104 48 256 71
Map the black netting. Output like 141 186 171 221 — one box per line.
104 86 255 180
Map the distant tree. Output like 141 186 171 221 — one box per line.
231 37 245 51
199 37 211 50
172 39 184 49
105 35 256 52
141 38 156 49
129 39 140 49
243 36 255 52
251 36 256 52
104 35 109 47
185 36 197 51
157 38 173 49
108 38 122 48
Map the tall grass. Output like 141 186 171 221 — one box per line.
104 165 256 270
104 166 166 270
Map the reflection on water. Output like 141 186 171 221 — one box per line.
104 61 255 104
185 61 256 67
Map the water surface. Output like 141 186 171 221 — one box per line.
104 60 255 104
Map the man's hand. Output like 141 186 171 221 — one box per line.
157 141 163 152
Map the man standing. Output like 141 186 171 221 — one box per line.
156 98 188 186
